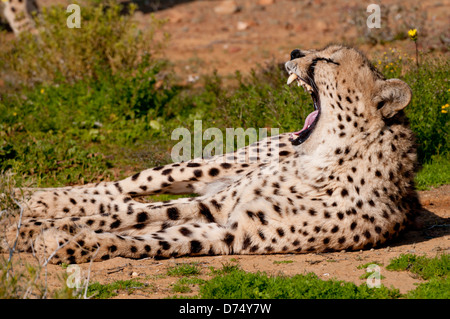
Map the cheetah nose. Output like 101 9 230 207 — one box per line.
285 60 297 74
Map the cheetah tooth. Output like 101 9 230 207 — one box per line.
287 73 298 85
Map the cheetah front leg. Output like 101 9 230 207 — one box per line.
34 222 236 264
22 133 293 219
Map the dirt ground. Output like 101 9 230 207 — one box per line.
1 0 449 298
4 184 449 298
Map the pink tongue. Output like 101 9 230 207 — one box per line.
292 110 318 136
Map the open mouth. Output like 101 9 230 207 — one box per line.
286 72 320 146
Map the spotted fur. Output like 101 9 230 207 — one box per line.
4 45 421 264
2 0 38 36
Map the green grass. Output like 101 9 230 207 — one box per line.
166 263 202 277
386 253 449 280
86 279 147 299
199 270 401 299
386 253 449 299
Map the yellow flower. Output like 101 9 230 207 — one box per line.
442 110 448 113
408 29 418 41
12 112 17 116
40 88 45 94
1 0 9 3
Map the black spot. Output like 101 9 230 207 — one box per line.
350 222 357 230
279 150 290 156
346 96 353 103
308 208 317 216
375 170 382 178
353 235 360 243
162 168 172 175
368 199 375 207
108 245 117 252
159 241 171 250
347 175 353 183
331 225 339 233
63 207 70 213
137 212 149 223
193 169 203 178
133 223 146 229
131 172 140 181
337 212 344 220
375 226 382 234
210 199 222 210
153 166 164 171
356 200 363 208
99 203 105 214
338 237 346 244
69 198 77 205
187 162 201 167
209 168 220 176
220 163 232 169
276 228 285 237
112 182 123 193
341 188 348 197
140 185 148 191
323 211 331 218
258 230 266 240
66 248 75 255
364 230 371 239
167 207 180 220
110 220 121 229
190 240 203 254
198 203 215 223
127 204 134 215
257 211 268 225
223 233 235 247
273 204 282 214
246 210 255 219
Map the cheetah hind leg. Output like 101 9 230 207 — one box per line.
36 222 236 264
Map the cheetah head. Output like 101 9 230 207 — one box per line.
285 45 412 152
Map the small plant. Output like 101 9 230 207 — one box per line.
172 277 206 294
166 263 202 277
273 260 294 265
386 253 449 280
86 280 147 299
199 270 401 299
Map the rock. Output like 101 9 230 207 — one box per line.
214 0 240 15
237 21 249 31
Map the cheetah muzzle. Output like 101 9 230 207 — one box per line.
3 45 421 264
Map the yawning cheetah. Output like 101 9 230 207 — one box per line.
3 45 420 264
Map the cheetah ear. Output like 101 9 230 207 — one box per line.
376 79 412 118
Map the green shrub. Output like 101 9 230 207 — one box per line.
199 270 401 299
0 1 165 86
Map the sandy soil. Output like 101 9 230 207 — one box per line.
3 185 448 299
1 0 449 299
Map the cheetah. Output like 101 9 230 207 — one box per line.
1 0 38 36
3 45 421 264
